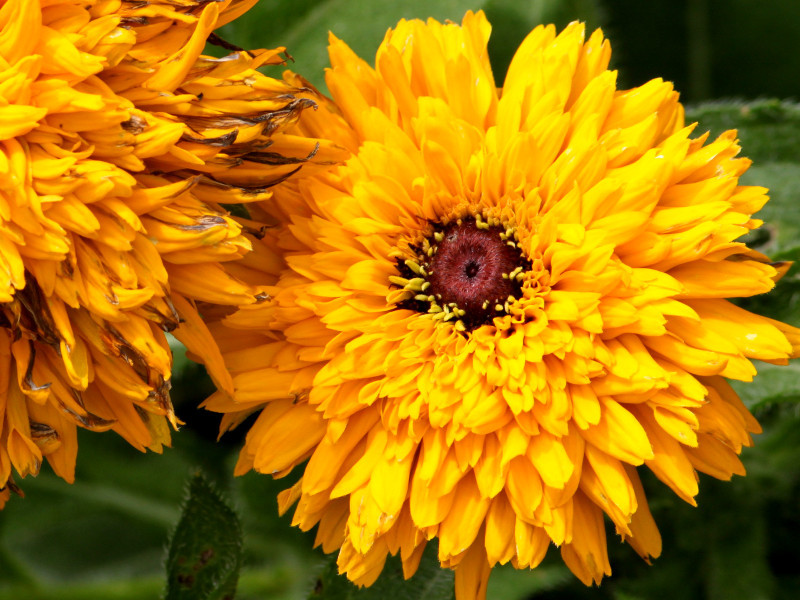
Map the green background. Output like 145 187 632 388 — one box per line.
4 1 800 599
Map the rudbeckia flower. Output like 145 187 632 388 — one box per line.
0 0 332 507
202 11 800 599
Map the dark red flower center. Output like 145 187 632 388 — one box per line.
428 221 520 315
394 218 529 332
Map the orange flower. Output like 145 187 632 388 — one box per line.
201 11 800 599
0 0 335 507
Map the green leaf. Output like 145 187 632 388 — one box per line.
687 100 800 331
221 0 480 91
219 0 604 91
309 543 453 600
688 99 800 163
687 100 800 256
744 162 800 257
165 474 243 600
731 361 800 412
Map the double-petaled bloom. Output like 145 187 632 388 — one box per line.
202 11 800 598
0 0 332 507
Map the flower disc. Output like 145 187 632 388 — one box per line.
201 11 800 599
396 218 529 331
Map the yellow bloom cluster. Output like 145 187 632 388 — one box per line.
201 12 800 599
0 0 329 507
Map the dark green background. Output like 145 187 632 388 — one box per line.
4 1 800 599
221 0 800 104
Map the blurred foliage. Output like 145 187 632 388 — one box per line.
220 0 606 91
4 1 800 599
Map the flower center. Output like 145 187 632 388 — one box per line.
392 217 529 332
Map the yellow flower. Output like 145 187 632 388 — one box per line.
0 0 334 507
202 11 800 598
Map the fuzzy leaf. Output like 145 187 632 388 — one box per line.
165 474 243 600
